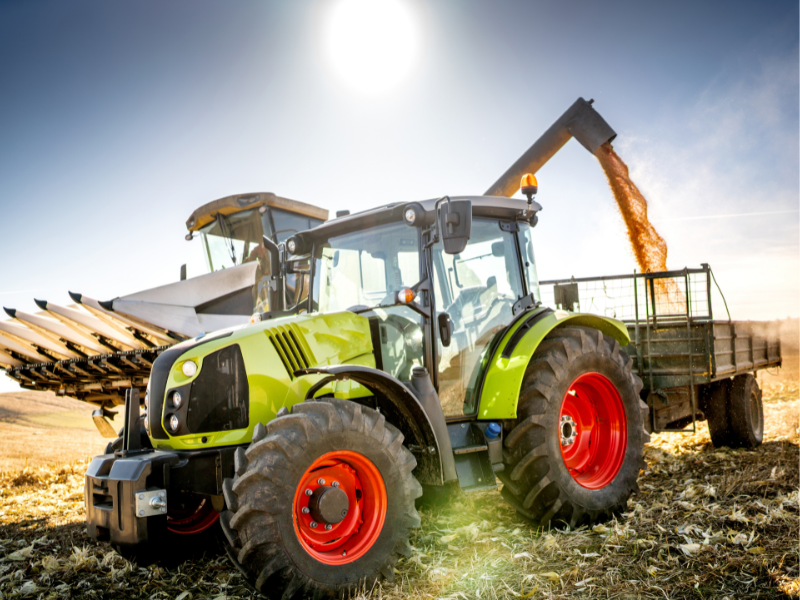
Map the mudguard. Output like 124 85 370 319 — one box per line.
295 365 452 486
477 309 630 419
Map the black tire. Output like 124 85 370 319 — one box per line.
499 326 649 529
702 380 732 447
728 374 763 448
220 398 421 599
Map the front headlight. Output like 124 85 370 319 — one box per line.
182 360 198 377
172 391 183 409
169 414 180 432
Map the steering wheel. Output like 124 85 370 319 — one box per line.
445 286 488 330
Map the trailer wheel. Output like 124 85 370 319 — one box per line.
703 380 732 447
727 374 763 448
703 375 763 448
499 326 649 528
220 399 421 599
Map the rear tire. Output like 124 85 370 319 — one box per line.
728 374 763 448
499 326 649 529
220 399 421 599
703 380 732 447
702 375 763 449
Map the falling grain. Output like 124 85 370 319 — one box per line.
595 142 685 312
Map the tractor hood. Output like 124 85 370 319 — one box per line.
147 310 375 451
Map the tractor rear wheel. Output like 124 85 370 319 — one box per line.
499 326 649 529
220 398 421 599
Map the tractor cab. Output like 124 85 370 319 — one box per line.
276 195 542 418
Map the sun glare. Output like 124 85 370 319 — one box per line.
324 0 420 95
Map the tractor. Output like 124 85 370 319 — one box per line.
84 185 649 598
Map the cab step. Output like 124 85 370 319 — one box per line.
447 422 497 493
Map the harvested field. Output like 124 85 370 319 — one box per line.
0 391 107 471
0 386 797 599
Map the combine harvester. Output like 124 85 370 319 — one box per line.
0 193 326 433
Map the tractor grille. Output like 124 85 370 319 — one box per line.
267 325 312 378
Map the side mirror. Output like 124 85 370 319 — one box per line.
438 199 472 255
438 313 453 347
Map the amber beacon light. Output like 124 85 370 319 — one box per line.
520 173 538 202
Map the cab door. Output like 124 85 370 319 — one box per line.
431 219 527 417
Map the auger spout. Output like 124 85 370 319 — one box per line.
485 97 616 197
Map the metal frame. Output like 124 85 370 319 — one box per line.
540 265 781 434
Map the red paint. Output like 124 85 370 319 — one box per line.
292 451 387 565
167 497 220 535
559 372 628 490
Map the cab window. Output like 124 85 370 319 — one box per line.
432 219 524 417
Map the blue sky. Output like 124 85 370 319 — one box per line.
0 0 798 392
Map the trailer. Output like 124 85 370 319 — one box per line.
540 264 781 446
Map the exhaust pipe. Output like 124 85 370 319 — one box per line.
485 97 616 197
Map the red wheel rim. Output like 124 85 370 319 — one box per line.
167 497 220 535
559 372 627 490
292 451 387 565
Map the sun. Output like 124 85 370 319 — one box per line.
324 0 420 95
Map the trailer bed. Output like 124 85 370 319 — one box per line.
540 265 782 432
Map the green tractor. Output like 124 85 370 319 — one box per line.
85 190 649 598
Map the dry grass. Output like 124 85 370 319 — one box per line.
0 391 107 471
0 387 797 599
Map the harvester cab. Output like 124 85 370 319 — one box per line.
85 186 650 599
184 192 327 313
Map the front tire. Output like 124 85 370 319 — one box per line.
499 326 649 529
220 399 421 599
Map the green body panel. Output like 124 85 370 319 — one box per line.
477 310 631 420
151 311 375 451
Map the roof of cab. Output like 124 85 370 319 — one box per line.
297 195 541 243
185 192 329 232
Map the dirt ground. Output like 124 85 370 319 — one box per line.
0 391 108 471
0 379 796 599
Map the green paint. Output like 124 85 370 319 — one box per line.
477 310 631 419
152 311 375 451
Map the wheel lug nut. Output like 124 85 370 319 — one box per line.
310 521 318 528
305 489 313 496
325 524 332 530
302 507 310 514
332 481 339 488
317 478 325 485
